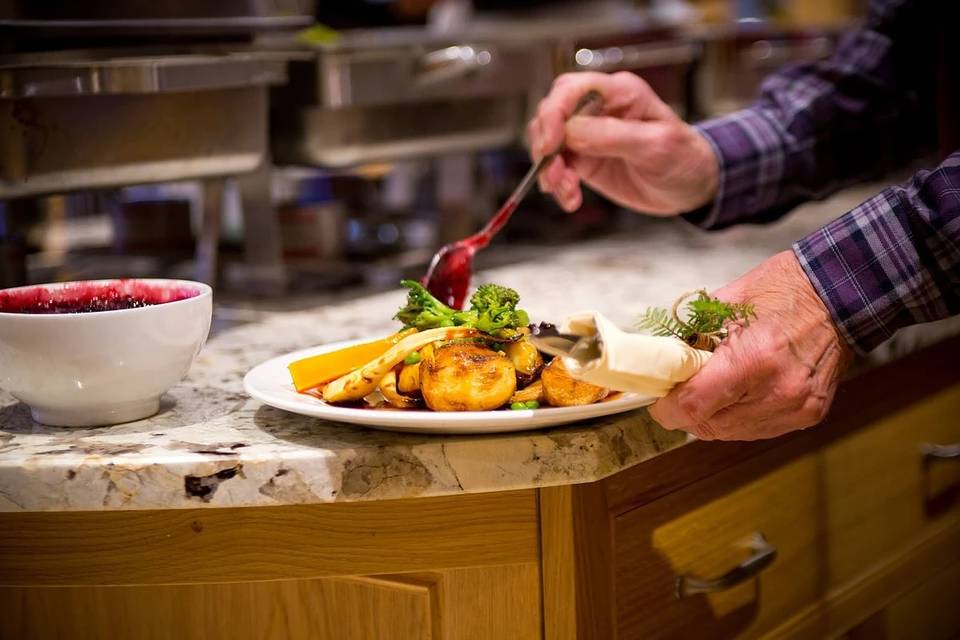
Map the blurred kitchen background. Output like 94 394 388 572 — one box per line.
0 0 866 316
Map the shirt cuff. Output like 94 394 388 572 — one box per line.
792 188 946 354
683 110 788 230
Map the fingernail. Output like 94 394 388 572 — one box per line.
562 177 576 194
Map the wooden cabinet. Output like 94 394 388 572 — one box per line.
602 385 960 640
0 491 543 640
542 339 960 640
3 340 960 640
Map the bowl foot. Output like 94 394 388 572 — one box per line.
30 397 161 427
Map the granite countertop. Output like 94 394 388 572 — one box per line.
3 186 959 513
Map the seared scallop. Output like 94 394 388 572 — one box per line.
420 342 517 411
540 357 608 407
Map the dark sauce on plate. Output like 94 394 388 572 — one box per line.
0 280 199 314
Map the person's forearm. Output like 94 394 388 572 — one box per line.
686 0 935 230
794 151 960 353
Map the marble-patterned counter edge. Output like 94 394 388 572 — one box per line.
0 395 689 512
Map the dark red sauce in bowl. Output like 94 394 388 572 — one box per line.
0 280 201 315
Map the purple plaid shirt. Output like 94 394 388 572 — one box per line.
687 0 959 353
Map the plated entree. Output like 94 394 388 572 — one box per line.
288 281 610 412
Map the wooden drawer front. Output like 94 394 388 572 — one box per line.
613 452 821 640
822 385 960 590
847 559 960 640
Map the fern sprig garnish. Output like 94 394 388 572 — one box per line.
635 307 687 340
684 292 755 336
636 289 756 351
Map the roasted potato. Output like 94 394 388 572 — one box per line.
505 336 544 387
420 342 517 411
509 379 544 405
379 368 421 409
397 360 421 394
540 357 608 407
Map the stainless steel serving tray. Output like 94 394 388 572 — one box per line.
0 51 293 198
0 51 291 98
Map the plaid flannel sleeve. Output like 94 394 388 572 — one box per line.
684 0 935 230
793 152 960 353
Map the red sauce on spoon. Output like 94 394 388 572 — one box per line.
422 199 518 309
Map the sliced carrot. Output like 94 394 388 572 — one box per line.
288 328 417 393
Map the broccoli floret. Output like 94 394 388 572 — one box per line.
394 280 458 330
394 280 530 334
470 283 520 311
469 284 530 334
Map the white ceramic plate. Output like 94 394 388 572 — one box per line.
244 340 656 434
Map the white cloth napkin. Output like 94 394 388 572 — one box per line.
560 311 712 397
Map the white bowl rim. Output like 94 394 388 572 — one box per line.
0 278 212 318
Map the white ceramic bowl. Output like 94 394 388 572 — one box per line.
0 279 212 427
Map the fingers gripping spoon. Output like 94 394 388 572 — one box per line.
422 91 604 308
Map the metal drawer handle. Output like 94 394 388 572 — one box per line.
921 443 960 461
675 533 777 599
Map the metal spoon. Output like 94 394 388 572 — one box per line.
422 90 605 308
528 323 603 366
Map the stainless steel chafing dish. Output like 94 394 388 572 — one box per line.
269 2 699 168
0 0 312 287
0 0 312 199
270 29 552 167
0 50 293 199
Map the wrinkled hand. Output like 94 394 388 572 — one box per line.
649 251 853 441
528 71 719 214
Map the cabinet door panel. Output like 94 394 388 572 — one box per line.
1 576 431 640
848 559 960 640
821 385 960 589
0 563 542 640
614 452 821 640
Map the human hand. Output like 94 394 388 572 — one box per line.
649 251 853 441
528 71 719 214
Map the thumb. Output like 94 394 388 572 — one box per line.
564 115 663 162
